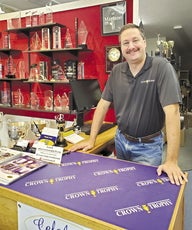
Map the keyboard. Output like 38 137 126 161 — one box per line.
81 123 116 135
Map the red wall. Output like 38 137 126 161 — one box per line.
0 1 133 121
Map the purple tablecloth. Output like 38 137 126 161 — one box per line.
6 152 181 230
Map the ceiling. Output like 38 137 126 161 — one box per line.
0 0 191 56
0 0 77 12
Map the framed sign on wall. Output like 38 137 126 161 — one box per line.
105 45 123 73
101 1 126 36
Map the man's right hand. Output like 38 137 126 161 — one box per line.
69 139 95 152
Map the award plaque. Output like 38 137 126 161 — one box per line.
41 28 50 50
64 60 77 79
77 62 84 79
6 56 16 78
3 33 10 49
39 61 48 80
53 26 61 49
78 20 88 49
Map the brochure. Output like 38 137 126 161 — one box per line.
0 155 47 185
0 147 22 164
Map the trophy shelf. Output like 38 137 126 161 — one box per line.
24 47 92 57
0 79 72 114
0 48 21 55
0 20 92 119
6 22 65 36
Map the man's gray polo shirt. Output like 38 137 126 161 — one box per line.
102 55 181 137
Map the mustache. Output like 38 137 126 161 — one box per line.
126 48 139 54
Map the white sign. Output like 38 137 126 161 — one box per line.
18 202 91 230
35 145 63 164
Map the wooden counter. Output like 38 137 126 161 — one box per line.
65 125 117 154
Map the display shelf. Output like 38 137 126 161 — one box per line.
23 47 92 57
0 78 26 81
6 23 65 36
0 106 76 120
0 21 92 120
0 48 21 55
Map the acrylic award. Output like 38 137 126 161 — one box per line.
78 20 88 49
30 32 41 50
5 56 16 78
53 26 61 49
42 28 50 50
65 28 73 48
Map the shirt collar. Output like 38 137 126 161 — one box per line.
121 53 153 77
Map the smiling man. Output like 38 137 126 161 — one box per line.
70 23 187 186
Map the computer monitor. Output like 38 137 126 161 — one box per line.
69 79 102 127
70 79 102 112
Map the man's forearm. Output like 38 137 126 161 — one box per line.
89 99 110 142
164 105 181 163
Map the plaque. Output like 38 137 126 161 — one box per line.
3 33 10 49
53 26 61 49
64 60 77 79
39 61 48 80
101 1 126 35
41 28 50 50
6 56 16 78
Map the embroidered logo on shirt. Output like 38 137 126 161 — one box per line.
140 80 155 84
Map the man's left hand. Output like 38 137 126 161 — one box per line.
157 162 188 186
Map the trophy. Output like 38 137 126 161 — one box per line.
25 11 31 27
12 88 24 107
65 28 73 48
55 114 67 147
30 92 40 109
168 40 174 55
39 61 48 80
1 89 11 106
78 20 88 49
31 32 42 50
18 61 26 79
45 5 53 24
53 26 61 49
7 120 29 147
3 32 10 49
5 56 16 78
31 120 49 137
44 90 53 111
31 10 38 27
41 28 50 50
